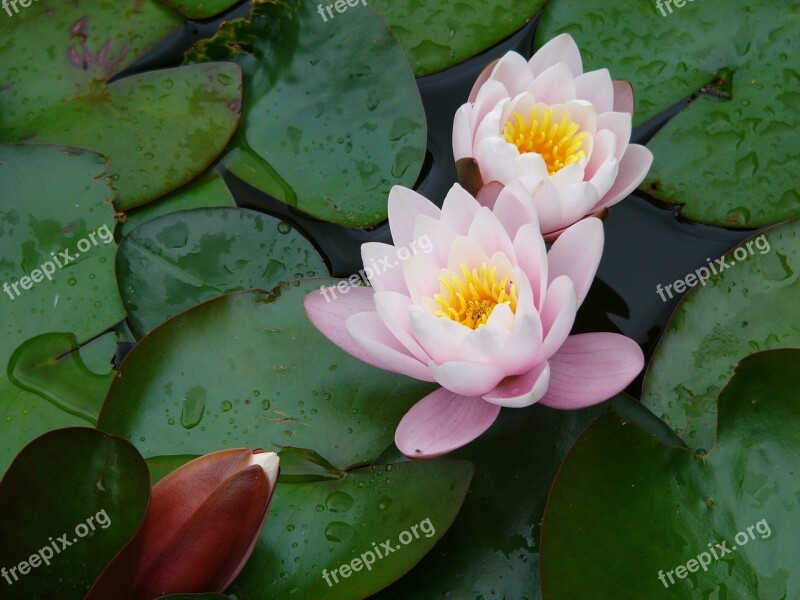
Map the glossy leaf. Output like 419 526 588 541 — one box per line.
370 0 545 76
0 428 150 599
540 350 800 600
186 0 426 227
0 1 243 210
117 207 327 337
0 332 117 477
0 145 123 366
118 170 235 238
98 279 435 470
374 394 678 600
537 0 800 226
642 219 800 451
229 460 473 599
157 0 241 19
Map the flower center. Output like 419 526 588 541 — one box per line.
503 107 588 174
434 263 517 330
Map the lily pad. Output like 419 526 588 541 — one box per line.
0 145 123 366
0 1 243 210
537 0 800 226
370 0 545 76
0 332 118 477
186 0 426 228
642 219 800 451
118 170 235 238
0 427 150 599
98 279 435 470
116 207 327 337
231 460 473 599
540 349 800 600
157 0 241 19
373 394 678 600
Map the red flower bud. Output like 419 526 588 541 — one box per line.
133 448 279 598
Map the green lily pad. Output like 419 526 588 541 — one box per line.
157 0 241 19
0 145 123 367
642 219 800 451
370 0 545 76
156 595 232 600
0 1 243 210
117 207 327 337
186 0 426 228
0 332 118 477
373 394 678 600
118 170 235 238
537 0 800 227
540 349 800 600
0 427 150 599
230 460 473 599
98 279 435 470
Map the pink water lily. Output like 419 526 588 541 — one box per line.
303 184 643 458
453 34 653 237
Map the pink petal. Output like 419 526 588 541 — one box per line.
458 320 511 365
453 105 475 161
447 236 490 273
467 206 516 263
526 177 564 235
594 144 654 210
490 51 534 97
612 80 634 115
361 242 408 294
474 136 520 184
539 275 578 359
469 58 501 103
304 287 384 368
476 181 504 208
539 333 644 409
441 184 482 235
512 222 548 309
529 34 583 78
373 291 431 363
585 128 617 180
547 217 604 303
388 186 441 249
402 254 443 304
413 214 457 268
483 361 550 408
408 306 469 364
493 180 540 239
429 360 507 396
346 311 434 381
554 182 600 231
597 111 632 161
528 63 577 104
474 79 511 126
574 69 614 113
395 389 500 458
497 307 543 375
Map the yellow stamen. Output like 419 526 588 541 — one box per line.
433 263 517 330
503 107 588 174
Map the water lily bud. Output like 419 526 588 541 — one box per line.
133 448 279 598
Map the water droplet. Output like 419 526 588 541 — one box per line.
286 524 295 532
261 399 271 410
277 221 291 234
180 386 207 429
217 73 233 85
220 400 233 412
68 278 77 286
162 79 174 89
167 418 175 425
324 521 355 543
326 491 354 513
377 495 393 511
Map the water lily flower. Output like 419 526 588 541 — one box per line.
304 184 643 458
133 448 279 598
453 34 653 237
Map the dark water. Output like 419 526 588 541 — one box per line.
121 3 753 390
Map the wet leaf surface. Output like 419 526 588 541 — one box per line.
540 350 800 600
